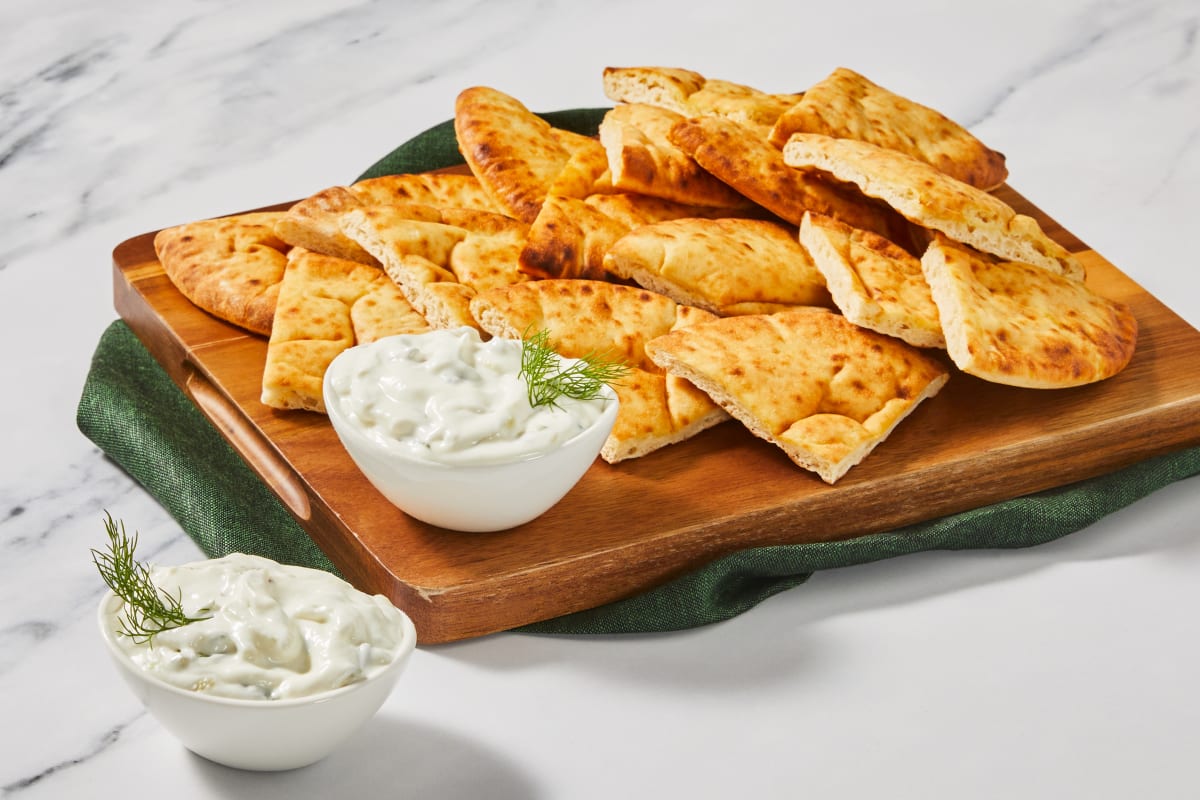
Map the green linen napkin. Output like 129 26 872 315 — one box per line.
76 108 1200 636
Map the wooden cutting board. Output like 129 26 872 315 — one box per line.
112 185 1200 644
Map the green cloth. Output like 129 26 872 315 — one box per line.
77 109 1200 636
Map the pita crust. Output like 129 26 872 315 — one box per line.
604 217 833 316
921 235 1137 388
781 133 1085 280
645 308 950 483
799 212 944 348
154 212 290 337
769 67 1008 190
469 280 729 462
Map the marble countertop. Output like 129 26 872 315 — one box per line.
3 1 1198 797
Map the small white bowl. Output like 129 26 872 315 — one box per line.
323 345 618 533
97 591 416 771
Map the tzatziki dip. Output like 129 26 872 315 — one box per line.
324 327 610 466
104 553 412 701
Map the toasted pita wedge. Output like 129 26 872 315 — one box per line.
455 86 603 223
769 67 1008 190
781 133 1085 280
275 173 500 265
603 66 802 136
350 279 433 345
669 116 901 238
519 192 749 281
261 248 429 412
470 280 729 462
645 307 950 483
154 212 290 336
599 104 750 208
340 204 529 330
604 217 833 316
275 191 444 265
799 212 944 348
547 128 613 197
517 194 631 281
921 235 1136 388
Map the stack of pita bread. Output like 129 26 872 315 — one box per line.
152 65 1137 484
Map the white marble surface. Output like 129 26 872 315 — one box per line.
3 0 1198 797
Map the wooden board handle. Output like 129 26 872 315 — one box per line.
184 365 313 522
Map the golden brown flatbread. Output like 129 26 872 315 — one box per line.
599 104 750 208
340 204 529 330
519 192 747 281
781 133 1085 280
547 128 613 197
602 66 803 136
645 307 950 483
469 280 729 462
799 212 944 348
669 116 901 238
154 212 290 336
455 86 605 223
604 217 833 316
920 235 1137 388
769 67 1008 190
274 174 499 265
261 248 429 412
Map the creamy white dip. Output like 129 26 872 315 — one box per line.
324 327 609 466
106 554 411 701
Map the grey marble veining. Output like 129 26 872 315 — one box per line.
2 1 1198 797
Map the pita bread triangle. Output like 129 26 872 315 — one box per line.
921 235 1137 388
154 211 290 336
261 247 429 413
644 307 950 483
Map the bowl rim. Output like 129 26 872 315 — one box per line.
97 589 417 709
323 356 619 472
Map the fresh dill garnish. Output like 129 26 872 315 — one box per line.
519 327 629 409
91 512 209 644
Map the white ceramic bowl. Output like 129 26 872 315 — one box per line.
97 591 417 771
323 348 618 533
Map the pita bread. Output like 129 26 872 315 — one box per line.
275 190 444 265
799 212 944 348
769 67 1008 190
547 128 613 197
154 212 290 336
669 116 902 238
603 66 803 136
469 280 729 462
921 235 1137 388
604 217 833 316
645 307 950 483
261 248 429 412
781 133 1085 280
599 104 750 208
274 174 500 265
340 204 529 330
519 192 747 281
350 279 433 345
455 86 603 223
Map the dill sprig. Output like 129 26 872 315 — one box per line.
519 327 629 409
91 512 208 645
